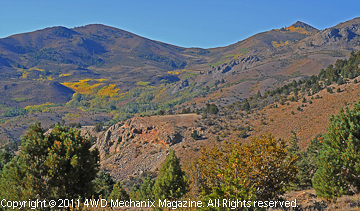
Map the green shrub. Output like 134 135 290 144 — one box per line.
153 150 188 201
0 122 99 201
313 104 360 200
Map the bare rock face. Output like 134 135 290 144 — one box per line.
96 118 183 160
212 55 259 76
311 18 360 48
171 79 189 93
93 114 200 180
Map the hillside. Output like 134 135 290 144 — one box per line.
2 17 360 210
82 48 360 182
1 17 360 147
88 74 360 181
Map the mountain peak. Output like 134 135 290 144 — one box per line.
281 21 318 34
291 21 317 30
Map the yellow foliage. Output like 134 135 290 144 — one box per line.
271 40 290 48
224 53 245 59
286 25 312 34
154 87 167 101
21 68 54 81
61 79 104 94
77 107 87 112
95 78 108 82
25 102 54 110
22 71 29 79
59 73 71 77
167 71 180 75
97 84 120 97
185 133 297 200
25 102 56 113
13 98 27 102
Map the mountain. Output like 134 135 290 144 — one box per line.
187 18 360 106
92 64 360 181
0 24 215 105
1 17 360 146
1 19 359 103
2 18 360 210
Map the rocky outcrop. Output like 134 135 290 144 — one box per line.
311 18 360 48
212 55 260 75
96 118 183 160
240 55 259 65
171 79 189 93
91 114 200 180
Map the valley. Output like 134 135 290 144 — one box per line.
1 17 360 210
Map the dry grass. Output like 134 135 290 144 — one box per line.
250 77 360 149
283 189 360 211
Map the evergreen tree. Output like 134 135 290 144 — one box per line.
301 134 323 188
256 90 262 98
313 103 360 200
0 150 13 172
242 99 250 111
204 103 219 114
0 122 100 201
109 181 130 201
138 176 155 200
287 132 300 157
337 77 344 85
191 130 199 140
0 156 34 201
287 132 320 190
93 170 115 199
153 149 188 201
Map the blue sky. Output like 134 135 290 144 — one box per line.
1 0 360 48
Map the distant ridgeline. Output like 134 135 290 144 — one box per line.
229 51 360 112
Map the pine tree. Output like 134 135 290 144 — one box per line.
138 176 155 200
204 103 219 114
93 170 115 199
313 103 360 200
153 149 188 201
0 150 13 172
0 156 34 201
297 134 323 189
0 122 100 201
256 90 262 98
242 99 250 111
191 130 199 140
108 181 130 201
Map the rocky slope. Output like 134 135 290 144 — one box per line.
85 114 204 180
91 74 360 180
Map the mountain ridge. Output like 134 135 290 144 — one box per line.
1 17 360 145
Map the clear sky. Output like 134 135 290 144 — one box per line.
1 0 360 48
